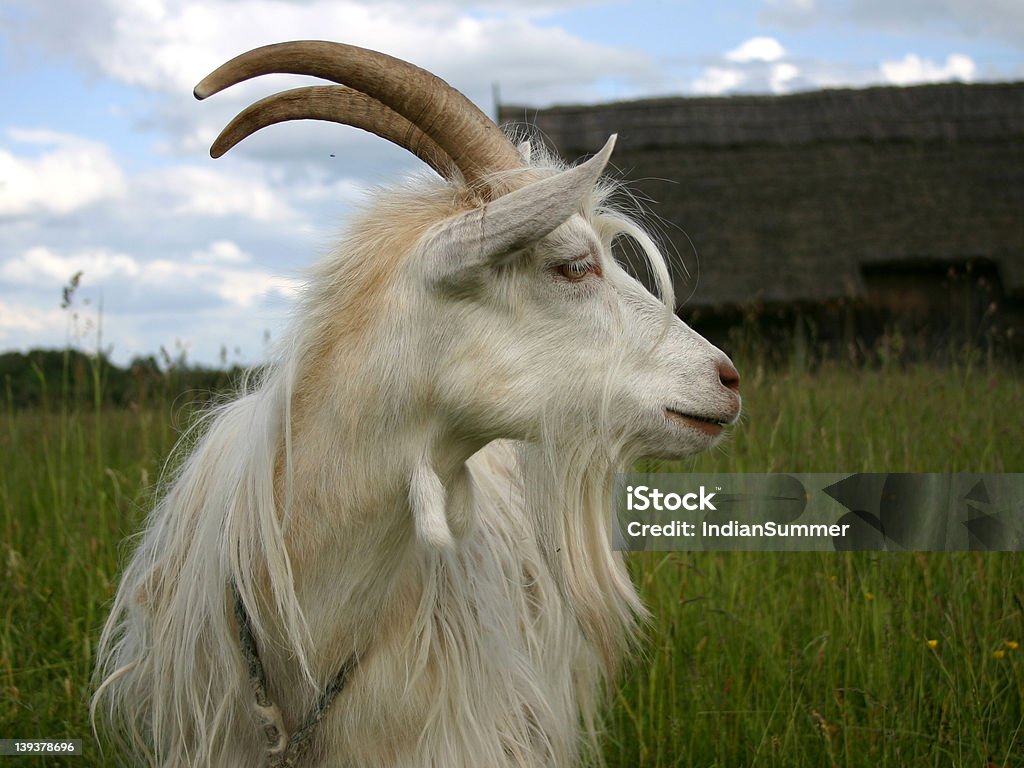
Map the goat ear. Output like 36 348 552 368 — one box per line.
427 134 616 277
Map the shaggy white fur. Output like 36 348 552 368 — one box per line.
93 136 740 767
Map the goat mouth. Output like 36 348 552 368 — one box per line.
664 408 728 437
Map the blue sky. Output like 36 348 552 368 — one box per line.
1 0 1021 365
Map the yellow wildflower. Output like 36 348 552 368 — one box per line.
1004 640 1019 650
926 639 938 649
993 650 1006 660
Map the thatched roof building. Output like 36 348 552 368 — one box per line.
499 83 1024 350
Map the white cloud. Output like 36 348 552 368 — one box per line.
880 53 976 86
141 242 303 306
9 0 651 109
0 129 126 218
770 62 800 92
138 165 297 222
80 1 658 177
0 245 140 285
3 1 655 181
692 67 745 96
207 269 301 306
693 37 803 95
726 36 786 63
190 239 249 264
689 35 983 98
0 299 65 337
288 175 369 207
0 119 326 363
2 242 301 308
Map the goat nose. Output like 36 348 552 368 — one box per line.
718 360 740 392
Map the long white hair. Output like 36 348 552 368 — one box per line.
91 141 717 766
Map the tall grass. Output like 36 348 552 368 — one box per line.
609 550 1023 767
1 351 1021 766
604 358 1023 767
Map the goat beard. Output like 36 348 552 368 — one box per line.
519 429 646 682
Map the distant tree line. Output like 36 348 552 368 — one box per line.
0 349 252 410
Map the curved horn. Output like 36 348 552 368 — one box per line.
195 40 522 187
209 85 454 177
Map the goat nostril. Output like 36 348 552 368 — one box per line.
718 361 740 392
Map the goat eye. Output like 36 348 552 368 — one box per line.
555 259 600 282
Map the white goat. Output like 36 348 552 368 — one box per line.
93 41 741 768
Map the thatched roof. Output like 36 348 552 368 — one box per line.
499 82 1024 308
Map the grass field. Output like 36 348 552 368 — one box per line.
1 355 1022 766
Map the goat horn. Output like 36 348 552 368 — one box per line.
208 85 454 177
195 40 522 187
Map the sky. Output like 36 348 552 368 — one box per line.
1 0 1022 367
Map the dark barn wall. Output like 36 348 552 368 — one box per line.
500 83 1024 358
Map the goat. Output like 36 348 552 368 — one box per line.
93 40 741 768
